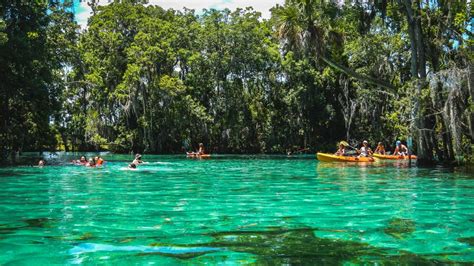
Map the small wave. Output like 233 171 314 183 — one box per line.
69 243 221 255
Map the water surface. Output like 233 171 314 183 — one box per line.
0 154 473 264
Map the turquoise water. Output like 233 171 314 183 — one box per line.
0 154 473 264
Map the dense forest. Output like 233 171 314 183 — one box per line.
0 0 472 165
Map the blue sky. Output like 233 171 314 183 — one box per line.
73 0 284 27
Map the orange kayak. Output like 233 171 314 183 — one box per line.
316 153 375 162
186 152 211 158
373 154 417 160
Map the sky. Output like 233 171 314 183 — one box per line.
73 0 284 27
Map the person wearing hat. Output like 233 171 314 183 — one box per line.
132 154 143 165
129 154 143 169
357 140 372 157
335 142 346 156
393 140 408 156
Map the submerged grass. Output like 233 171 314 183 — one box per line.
383 218 416 239
200 227 466 264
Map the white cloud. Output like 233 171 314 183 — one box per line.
76 0 284 28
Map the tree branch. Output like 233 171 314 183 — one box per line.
321 56 396 91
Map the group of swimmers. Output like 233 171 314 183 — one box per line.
335 140 409 157
72 156 105 167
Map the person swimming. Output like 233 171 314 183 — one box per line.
72 156 87 165
95 156 104 166
38 160 45 167
86 158 96 167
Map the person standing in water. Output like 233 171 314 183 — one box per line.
86 158 96 167
129 154 143 169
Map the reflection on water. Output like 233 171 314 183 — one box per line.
0 155 473 264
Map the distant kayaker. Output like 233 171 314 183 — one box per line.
393 140 408 156
357 140 372 157
374 142 386 155
197 143 205 155
335 143 346 156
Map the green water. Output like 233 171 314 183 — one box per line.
0 154 473 265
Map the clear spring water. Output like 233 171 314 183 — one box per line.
0 154 473 264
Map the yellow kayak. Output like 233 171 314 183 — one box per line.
316 153 375 163
373 154 417 160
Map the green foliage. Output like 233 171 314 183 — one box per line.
1 0 472 162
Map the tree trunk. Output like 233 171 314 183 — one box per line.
400 0 435 165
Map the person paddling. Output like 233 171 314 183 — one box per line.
197 143 205 155
374 142 386 155
393 140 408 156
357 140 372 157
335 142 346 156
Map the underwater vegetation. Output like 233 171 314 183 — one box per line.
383 218 416 239
0 217 55 234
457 237 474 246
203 227 457 264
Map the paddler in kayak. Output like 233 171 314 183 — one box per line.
393 140 409 156
188 143 206 156
357 140 373 157
374 142 386 155
197 143 205 155
335 142 346 156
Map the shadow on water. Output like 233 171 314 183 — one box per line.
0 218 55 234
200 227 465 264
457 237 474 246
60 226 470 263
